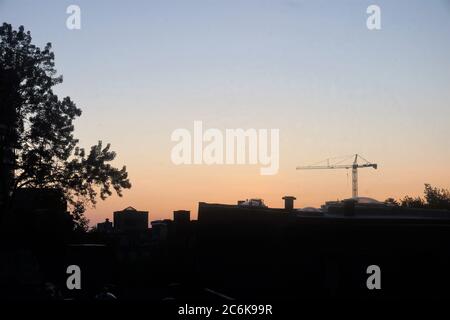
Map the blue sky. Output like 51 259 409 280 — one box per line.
1 0 450 222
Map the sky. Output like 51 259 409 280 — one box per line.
1 0 450 225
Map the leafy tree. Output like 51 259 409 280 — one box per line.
423 183 450 210
0 23 131 231
397 184 450 210
384 197 399 206
400 195 426 209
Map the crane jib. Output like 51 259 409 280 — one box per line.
296 154 378 198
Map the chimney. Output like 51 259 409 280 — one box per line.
282 196 296 211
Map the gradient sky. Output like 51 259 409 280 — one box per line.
1 0 450 225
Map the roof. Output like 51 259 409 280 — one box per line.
351 197 382 204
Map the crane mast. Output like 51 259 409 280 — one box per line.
296 154 377 198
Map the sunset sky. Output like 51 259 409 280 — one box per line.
2 0 450 225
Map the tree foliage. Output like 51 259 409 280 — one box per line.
384 197 399 206
386 184 450 210
0 23 131 231
423 184 450 210
399 195 426 208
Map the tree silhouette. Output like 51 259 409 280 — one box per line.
423 183 450 210
384 197 399 206
399 195 426 208
386 184 450 210
0 23 131 230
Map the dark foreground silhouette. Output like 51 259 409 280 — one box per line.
2 194 450 301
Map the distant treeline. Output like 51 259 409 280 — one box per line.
385 184 450 210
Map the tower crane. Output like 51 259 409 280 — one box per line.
296 154 377 198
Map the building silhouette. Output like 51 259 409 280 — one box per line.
97 218 113 233
173 210 190 224
198 196 297 225
113 206 148 232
